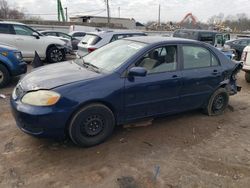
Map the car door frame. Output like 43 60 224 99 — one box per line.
122 43 183 121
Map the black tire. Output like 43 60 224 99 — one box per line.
204 88 229 116
46 46 65 63
0 64 10 88
68 103 115 147
245 72 250 83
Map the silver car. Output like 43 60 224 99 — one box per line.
77 30 146 57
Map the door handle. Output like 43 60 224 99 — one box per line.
172 75 178 78
16 38 24 41
212 70 218 75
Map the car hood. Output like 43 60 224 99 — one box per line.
20 61 102 91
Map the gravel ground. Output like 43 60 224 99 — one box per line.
0 64 250 188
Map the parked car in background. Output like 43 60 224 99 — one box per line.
11 37 242 147
0 21 68 63
241 45 250 82
77 30 147 57
173 29 230 47
173 29 234 59
0 43 27 87
225 38 250 60
40 30 78 51
68 31 86 41
68 31 87 50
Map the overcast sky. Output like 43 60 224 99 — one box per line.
8 0 250 23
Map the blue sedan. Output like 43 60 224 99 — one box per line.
11 37 242 147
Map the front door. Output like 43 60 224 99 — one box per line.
12 24 44 59
124 45 182 121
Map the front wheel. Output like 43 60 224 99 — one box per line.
204 88 229 116
46 46 65 63
0 64 10 88
245 72 250 83
68 104 115 147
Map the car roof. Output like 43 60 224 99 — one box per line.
124 36 196 44
69 31 86 34
86 30 145 37
175 29 221 34
0 21 25 25
40 30 68 34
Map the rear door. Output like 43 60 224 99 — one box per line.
180 44 222 110
0 23 16 46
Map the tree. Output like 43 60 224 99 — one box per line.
0 0 25 19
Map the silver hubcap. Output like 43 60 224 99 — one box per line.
0 70 4 83
50 49 63 62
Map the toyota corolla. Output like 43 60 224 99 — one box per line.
10 37 242 147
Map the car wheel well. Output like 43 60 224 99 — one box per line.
0 61 11 75
64 101 116 137
46 44 57 55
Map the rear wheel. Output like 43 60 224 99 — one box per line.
245 72 250 83
204 88 229 116
68 103 115 147
46 46 65 63
0 64 10 88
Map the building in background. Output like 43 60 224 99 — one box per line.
70 15 136 29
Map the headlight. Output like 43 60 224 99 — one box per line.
22 90 60 106
1 51 8 56
14 52 23 60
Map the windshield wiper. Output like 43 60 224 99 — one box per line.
82 60 100 73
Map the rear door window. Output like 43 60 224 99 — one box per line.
58 32 71 40
81 34 101 45
182 46 219 69
0 24 13 34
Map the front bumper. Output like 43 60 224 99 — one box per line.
11 61 27 76
10 97 72 139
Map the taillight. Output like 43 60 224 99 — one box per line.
88 48 96 53
241 51 248 61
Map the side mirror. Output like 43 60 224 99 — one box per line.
128 67 147 77
32 32 40 39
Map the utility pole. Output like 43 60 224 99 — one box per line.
158 4 161 27
65 7 68 22
106 0 110 25
118 7 120 18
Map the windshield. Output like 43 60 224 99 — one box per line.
77 39 146 72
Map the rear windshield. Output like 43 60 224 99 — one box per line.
81 34 102 45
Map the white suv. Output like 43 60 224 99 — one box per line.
77 30 146 57
241 46 250 82
0 21 67 63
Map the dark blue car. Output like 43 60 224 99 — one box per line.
0 43 27 87
10 37 242 147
